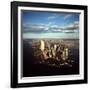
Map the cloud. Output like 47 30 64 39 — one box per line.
23 21 79 33
50 29 62 32
47 13 58 20
51 25 58 28
47 22 56 27
61 21 79 33
23 24 46 33
48 16 56 20
23 23 60 33
64 14 72 20
48 22 53 26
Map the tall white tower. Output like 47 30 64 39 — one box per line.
40 40 45 51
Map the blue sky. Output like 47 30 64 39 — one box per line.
22 10 80 39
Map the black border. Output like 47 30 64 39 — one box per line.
11 1 88 88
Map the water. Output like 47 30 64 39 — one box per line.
23 32 79 39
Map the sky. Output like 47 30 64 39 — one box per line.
22 10 80 39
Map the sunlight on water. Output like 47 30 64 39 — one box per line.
23 32 79 39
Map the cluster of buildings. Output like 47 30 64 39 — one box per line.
33 40 70 64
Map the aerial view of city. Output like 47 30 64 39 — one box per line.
22 10 80 77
